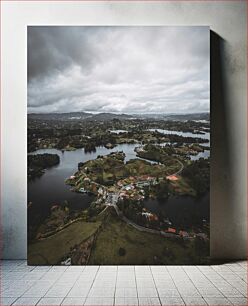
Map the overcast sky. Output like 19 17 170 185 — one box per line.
28 26 209 114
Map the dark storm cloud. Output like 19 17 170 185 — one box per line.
28 27 100 81
28 26 209 114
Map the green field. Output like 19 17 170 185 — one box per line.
28 209 209 265
74 153 169 187
89 213 209 265
169 176 196 196
28 220 101 265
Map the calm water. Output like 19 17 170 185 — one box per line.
109 130 128 134
144 193 210 229
28 137 210 226
148 128 210 140
28 144 150 223
190 150 210 161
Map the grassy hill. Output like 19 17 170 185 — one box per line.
28 220 101 265
89 213 209 265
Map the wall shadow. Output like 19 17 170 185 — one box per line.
210 31 237 260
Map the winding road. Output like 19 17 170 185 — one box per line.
170 159 184 176
82 148 183 238
106 192 179 238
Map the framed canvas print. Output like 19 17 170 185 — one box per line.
27 26 210 265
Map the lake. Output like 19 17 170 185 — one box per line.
190 150 210 161
28 138 210 228
148 128 210 140
28 143 151 224
109 130 128 134
144 193 210 229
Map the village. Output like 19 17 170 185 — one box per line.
65 151 209 243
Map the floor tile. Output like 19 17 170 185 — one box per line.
136 279 155 288
2 289 29 298
0 297 18 306
116 279 136 287
74 278 94 284
88 287 115 298
138 287 158 298
66 266 85 272
228 297 248 305
92 280 116 288
61 297 86 305
217 286 244 297
157 288 180 298
37 297 64 305
115 287 137 298
82 267 99 275
160 297 185 305
32 266 52 272
182 297 207 305
115 297 138 305
117 266 134 272
204 297 233 305
22 281 54 297
177 288 201 298
22 272 46 281
67 285 91 297
197 287 224 297
154 279 176 286
138 297 161 305
4 272 28 280
49 266 68 272
85 297 114 305
40 272 63 281
12 297 40 305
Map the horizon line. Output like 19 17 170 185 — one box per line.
27 111 210 115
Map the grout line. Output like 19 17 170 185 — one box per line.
35 296 42 306
149 266 162 306
195 266 227 298
212 269 247 297
8 297 19 306
60 266 85 304
182 266 206 301
83 266 100 305
113 266 118 306
134 266 139 305
165 267 186 305
233 270 247 282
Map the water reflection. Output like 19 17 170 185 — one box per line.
148 128 210 140
28 144 146 223
144 193 210 229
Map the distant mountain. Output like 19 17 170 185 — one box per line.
28 111 209 122
88 112 134 121
162 113 210 121
28 112 92 121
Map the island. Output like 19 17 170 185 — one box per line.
28 153 60 180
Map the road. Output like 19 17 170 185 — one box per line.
81 153 182 238
106 192 179 238
170 159 184 176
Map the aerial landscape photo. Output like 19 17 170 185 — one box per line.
27 26 210 265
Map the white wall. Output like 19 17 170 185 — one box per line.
1 1 247 260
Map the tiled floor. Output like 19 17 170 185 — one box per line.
0 260 247 306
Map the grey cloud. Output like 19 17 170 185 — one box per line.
28 26 209 114
28 26 100 81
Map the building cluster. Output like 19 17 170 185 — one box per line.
162 227 208 241
117 175 159 201
141 209 159 222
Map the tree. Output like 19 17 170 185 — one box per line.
157 181 169 202
118 247 126 256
